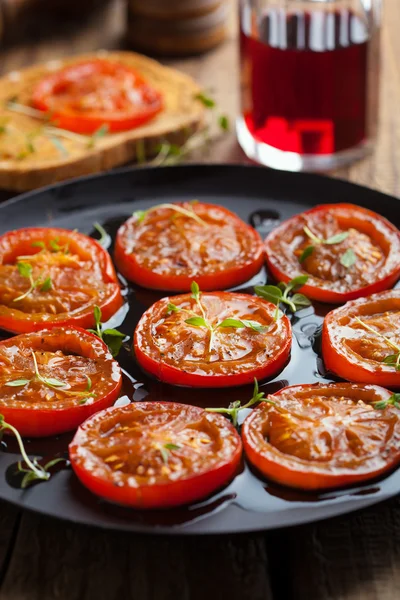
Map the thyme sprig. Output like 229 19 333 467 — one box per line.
18 237 70 260
0 414 66 488
254 275 311 320
168 282 267 355
206 379 275 427
147 92 229 166
93 222 110 247
5 352 95 402
374 393 400 410
88 305 126 358
355 317 400 370
13 262 52 302
4 99 109 159
133 201 208 227
300 225 356 268
160 443 181 464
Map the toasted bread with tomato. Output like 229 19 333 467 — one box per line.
0 51 205 191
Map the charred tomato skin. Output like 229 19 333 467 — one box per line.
264 203 400 303
133 292 292 388
0 326 122 437
322 289 400 387
0 227 123 334
69 401 242 509
242 382 400 491
114 202 265 292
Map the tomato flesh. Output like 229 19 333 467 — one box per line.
242 382 400 491
0 327 122 437
69 401 242 509
322 289 400 387
264 203 400 303
134 292 291 387
114 202 264 291
0 227 122 333
32 59 163 134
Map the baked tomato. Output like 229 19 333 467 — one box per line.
264 203 400 303
0 327 122 437
31 59 163 134
134 289 291 387
114 202 264 291
0 227 122 334
242 382 400 491
69 401 242 509
322 289 400 387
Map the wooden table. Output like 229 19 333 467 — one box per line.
0 1 399 598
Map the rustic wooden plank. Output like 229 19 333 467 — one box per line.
0 502 21 584
0 510 272 600
285 496 400 600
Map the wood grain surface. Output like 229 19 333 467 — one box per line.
0 1 399 599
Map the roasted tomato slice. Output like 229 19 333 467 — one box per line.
0 327 122 437
264 203 400 303
31 59 163 134
69 401 242 509
322 289 400 387
0 227 123 334
242 382 400 491
134 291 291 387
114 202 264 291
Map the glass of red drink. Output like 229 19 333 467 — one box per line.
237 0 382 171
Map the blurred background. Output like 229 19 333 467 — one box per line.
0 0 397 191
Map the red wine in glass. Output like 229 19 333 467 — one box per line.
238 6 381 171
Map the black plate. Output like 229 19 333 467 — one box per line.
0 164 399 535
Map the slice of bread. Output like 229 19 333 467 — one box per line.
0 51 205 191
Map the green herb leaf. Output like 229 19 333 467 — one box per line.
195 92 216 108
43 377 66 388
240 319 267 333
304 226 323 244
49 135 69 157
374 400 388 410
191 281 200 300
5 379 30 387
87 124 109 149
40 277 52 292
32 241 45 249
325 231 349 245
291 293 312 309
185 317 208 327
17 262 32 278
43 457 67 471
133 210 147 222
164 443 180 451
103 328 125 338
340 248 357 268
374 393 400 410
103 330 125 358
167 302 180 313
254 285 283 305
49 238 61 252
299 245 314 263
285 275 309 293
160 446 169 464
93 222 109 247
218 318 246 328
383 354 398 365
93 305 102 326
85 375 92 392
218 115 230 131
